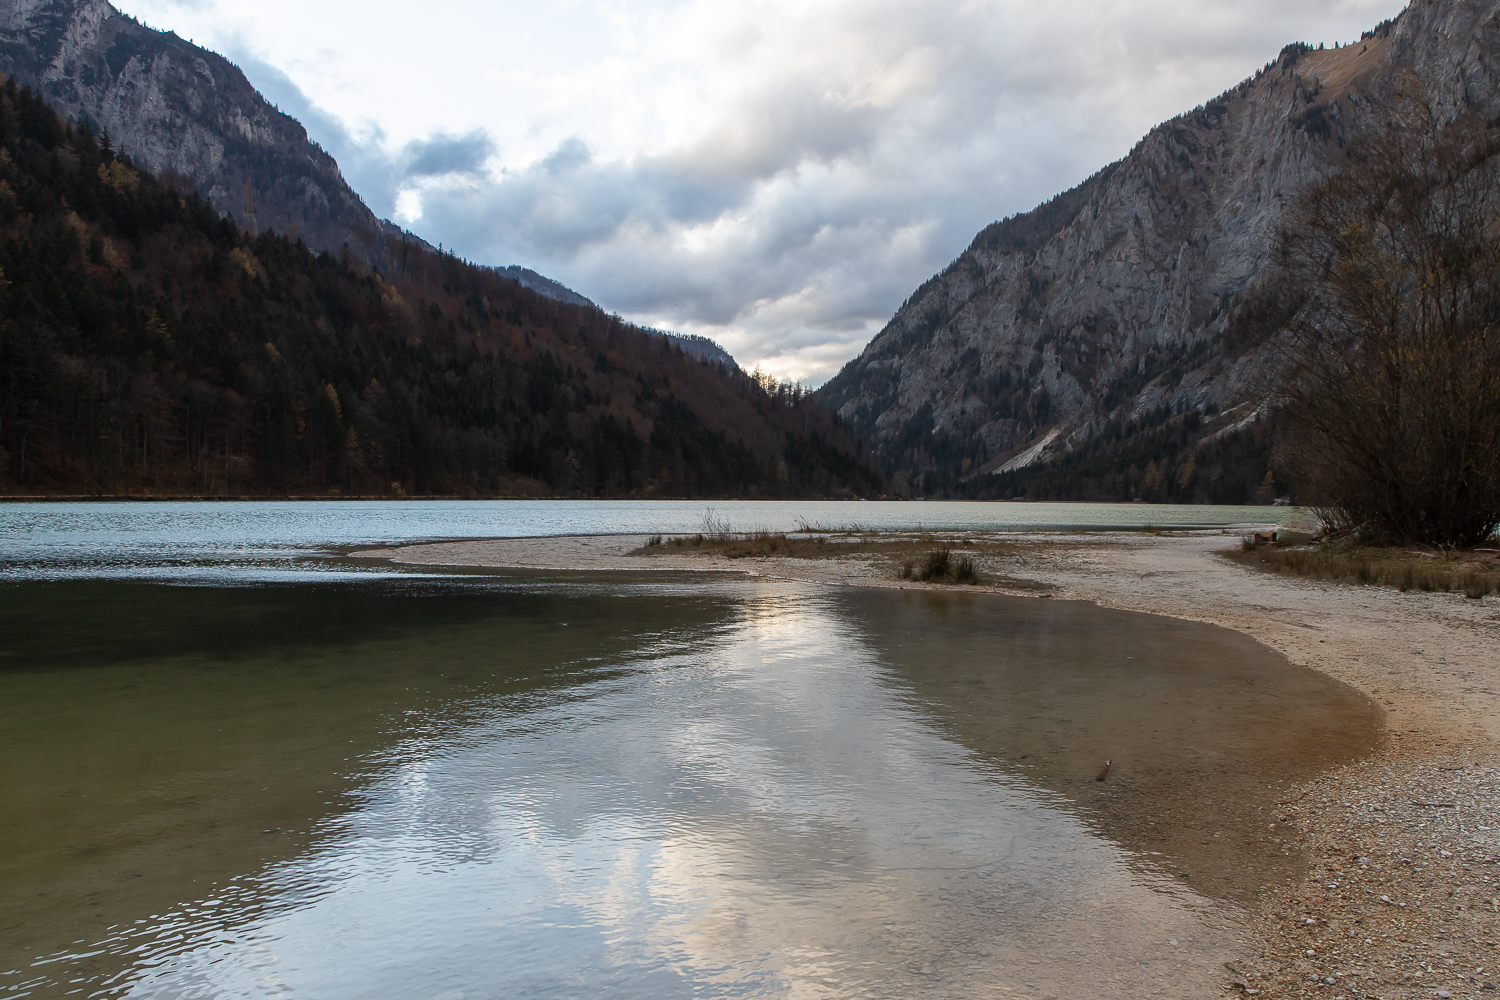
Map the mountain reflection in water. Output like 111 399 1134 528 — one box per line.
0 577 1379 999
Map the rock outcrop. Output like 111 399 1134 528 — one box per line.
0 0 590 306
0 0 416 271
647 330 739 370
819 0 1498 499
492 265 594 309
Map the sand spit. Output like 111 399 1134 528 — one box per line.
353 531 1500 998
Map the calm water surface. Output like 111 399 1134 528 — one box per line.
1 565 1379 999
0 500 1288 581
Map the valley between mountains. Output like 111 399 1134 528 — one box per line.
4 0 1499 502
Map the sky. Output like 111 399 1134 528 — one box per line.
118 0 1408 385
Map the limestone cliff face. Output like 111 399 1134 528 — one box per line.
0 0 426 271
819 0 1500 494
0 0 589 307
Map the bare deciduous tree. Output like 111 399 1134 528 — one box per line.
1273 95 1500 547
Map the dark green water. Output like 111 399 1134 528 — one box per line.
0 575 1380 999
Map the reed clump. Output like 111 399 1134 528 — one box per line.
899 549 981 585
1228 541 1500 598
640 530 807 558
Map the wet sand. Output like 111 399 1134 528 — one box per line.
355 530 1500 998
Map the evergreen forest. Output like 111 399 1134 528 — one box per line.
0 81 884 498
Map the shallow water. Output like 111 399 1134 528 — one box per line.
0 499 1286 582
0 574 1381 999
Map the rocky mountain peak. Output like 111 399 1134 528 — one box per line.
819 0 1497 501
0 0 591 306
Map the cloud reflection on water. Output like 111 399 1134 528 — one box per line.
107 585 1241 999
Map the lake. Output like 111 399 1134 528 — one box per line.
0 502 1371 999
0 499 1286 582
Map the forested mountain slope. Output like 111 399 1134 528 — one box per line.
0 0 423 276
819 0 1497 503
0 0 595 310
0 81 881 497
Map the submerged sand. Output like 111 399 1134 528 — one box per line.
353 530 1500 998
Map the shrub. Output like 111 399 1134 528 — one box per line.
1272 98 1500 547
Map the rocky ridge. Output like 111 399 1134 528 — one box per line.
645 329 739 369
492 265 594 309
0 0 592 307
818 0 1500 499
0 0 418 272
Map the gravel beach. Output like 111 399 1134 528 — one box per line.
353 529 1500 998
1241 754 1500 999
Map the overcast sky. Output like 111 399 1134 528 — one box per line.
118 0 1407 385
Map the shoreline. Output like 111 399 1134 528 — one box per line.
2 494 1281 507
354 530 1500 998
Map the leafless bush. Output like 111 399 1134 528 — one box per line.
699 506 732 541
1272 94 1500 547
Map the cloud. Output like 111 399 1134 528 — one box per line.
118 0 1411 384
404 131 497 178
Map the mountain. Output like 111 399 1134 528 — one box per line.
642 329 739 370
485 268 741 376
0 0 591 308
0 81 883 498
819 0 1492 503
491 265 593 309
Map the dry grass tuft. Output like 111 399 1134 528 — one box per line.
632 527 1067 591
633 529 1062 590
1227 541 1500 598
898 549 981 585
635 530 1019 562
637 530 822 558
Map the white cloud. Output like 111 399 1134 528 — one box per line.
118 0 1409 384
393 189 423 225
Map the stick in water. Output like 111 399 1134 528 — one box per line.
1096 760 1112 782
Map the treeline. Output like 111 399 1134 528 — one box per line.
0 80 883 498
896 404 1286 504
986 410 1287 504
829 321 1288 502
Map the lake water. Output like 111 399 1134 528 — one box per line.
0 499 1287 582
0 503 1373 999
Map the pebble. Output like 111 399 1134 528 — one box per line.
1236 753 1500 998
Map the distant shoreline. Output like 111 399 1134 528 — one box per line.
0 494 552 502
0 494 1282 506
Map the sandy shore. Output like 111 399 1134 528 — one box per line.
353 530 1500 998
